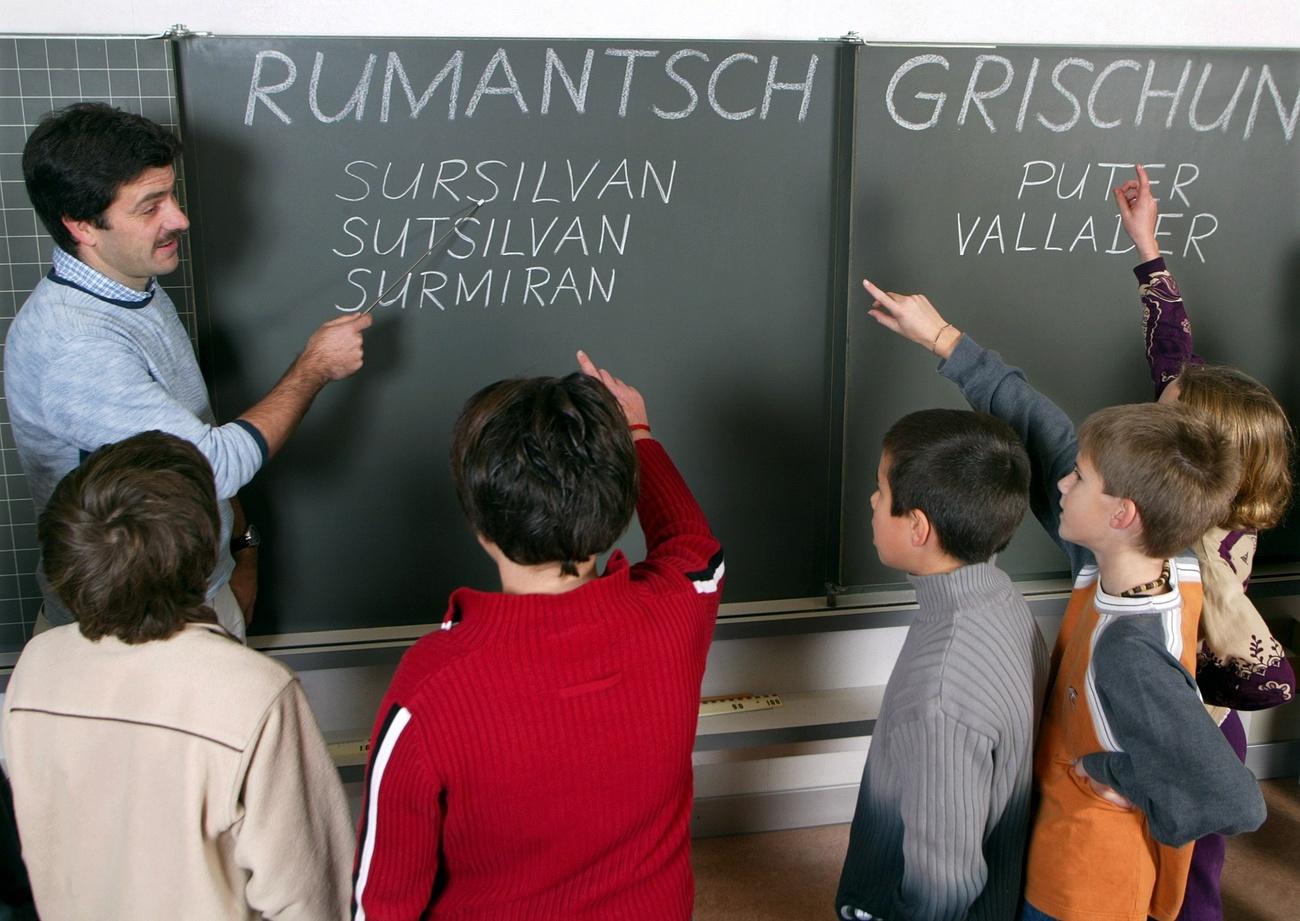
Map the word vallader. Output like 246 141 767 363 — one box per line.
955 210 1218 260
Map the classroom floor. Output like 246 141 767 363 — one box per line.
692 778 1300 921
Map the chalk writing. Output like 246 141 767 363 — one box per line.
885 53 1299 140
956 159 1219 263
245 47 819 125
330 158 674 311
334 159 676 205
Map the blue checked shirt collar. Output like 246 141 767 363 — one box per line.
51 246 156 305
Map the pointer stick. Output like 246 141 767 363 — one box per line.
360 198 484 315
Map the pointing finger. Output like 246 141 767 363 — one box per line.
863 278 899 312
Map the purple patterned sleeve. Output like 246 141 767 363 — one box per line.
1197 647 1296 710
1195 528 1297 710
1136 257 1202 398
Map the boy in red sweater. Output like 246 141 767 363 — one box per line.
351 351 724 920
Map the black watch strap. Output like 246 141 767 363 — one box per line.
231 523 261 553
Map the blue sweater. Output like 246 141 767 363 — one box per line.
4 273 264 625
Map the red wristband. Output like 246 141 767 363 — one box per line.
629 423 652 433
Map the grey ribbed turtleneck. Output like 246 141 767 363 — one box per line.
837 562 1048 921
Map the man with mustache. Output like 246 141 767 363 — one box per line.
4 103 372 642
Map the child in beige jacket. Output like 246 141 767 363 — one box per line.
2 431 354 920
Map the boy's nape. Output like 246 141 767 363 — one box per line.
878 409 1031 568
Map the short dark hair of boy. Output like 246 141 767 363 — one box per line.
22 102 182 256
451 374 638 575
882 409 1031 564
39 431 220 644
1078 403 1241 559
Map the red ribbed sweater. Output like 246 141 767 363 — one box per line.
352 439 724 920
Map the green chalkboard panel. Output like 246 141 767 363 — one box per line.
842 45 1300 588
177 36 850 634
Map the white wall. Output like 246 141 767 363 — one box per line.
6 0 1300 48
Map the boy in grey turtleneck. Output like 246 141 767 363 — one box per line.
837 409 1049 921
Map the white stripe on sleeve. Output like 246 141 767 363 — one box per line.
353 706 414 921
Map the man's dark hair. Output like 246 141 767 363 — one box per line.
451 374 638 575
39 431 220 644
882 409 1031 564
22 102 182 255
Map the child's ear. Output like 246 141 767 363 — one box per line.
909 508 932 548
1112 498 1142 534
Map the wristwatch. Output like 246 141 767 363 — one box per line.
231 523 261 554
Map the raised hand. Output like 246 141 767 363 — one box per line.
863 279 961 359
576 350 650 435
1113 163 1160 262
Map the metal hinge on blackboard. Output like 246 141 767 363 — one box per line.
165 24 214 39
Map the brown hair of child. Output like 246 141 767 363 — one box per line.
1176 364 1294 531
1078 403 1240 559
40 431 220 643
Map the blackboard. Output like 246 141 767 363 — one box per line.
177 37 852 635
0 36 195 651
841 44 1300 590
5 38 1298 646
